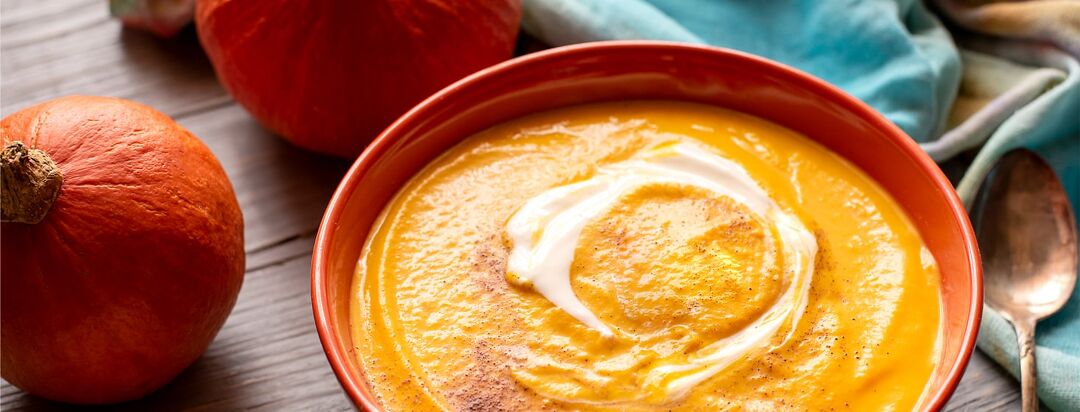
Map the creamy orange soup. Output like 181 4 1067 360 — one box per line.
350 101 941 411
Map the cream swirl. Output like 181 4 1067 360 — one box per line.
505 142 818 402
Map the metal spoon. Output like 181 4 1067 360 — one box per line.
971 149 1078 412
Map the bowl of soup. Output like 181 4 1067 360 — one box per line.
312 41 981 411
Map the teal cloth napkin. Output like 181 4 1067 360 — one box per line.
523 0 1080 409
947 38 1080 412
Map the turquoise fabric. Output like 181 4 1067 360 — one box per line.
523 0 1080 410
522 0 961 141
961 44 1080 412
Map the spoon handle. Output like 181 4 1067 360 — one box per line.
1014 318 1038 412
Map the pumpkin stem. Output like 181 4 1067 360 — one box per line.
1 141 63 224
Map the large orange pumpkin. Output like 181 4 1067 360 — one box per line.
0 96 245 404
195 0 523 158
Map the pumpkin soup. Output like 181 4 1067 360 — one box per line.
350 101 941 411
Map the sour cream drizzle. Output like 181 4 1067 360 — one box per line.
505 142 819 401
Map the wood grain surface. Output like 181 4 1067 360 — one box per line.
0 1 1022 410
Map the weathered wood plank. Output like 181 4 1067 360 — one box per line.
0 0 229 118
944 350 1023 411
173 104 351 252
1 0 104 50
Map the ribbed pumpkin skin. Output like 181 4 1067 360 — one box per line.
0 96 245 404
195 0 522 158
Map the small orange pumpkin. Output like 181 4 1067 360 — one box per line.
0 96 245 404
195 0 523 158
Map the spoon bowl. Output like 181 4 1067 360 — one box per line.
971 148 1078 412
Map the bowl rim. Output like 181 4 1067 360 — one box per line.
311 40 982 412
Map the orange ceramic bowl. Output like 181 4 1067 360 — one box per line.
312 41 982 411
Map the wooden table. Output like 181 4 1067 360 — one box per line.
0 1 1024 410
